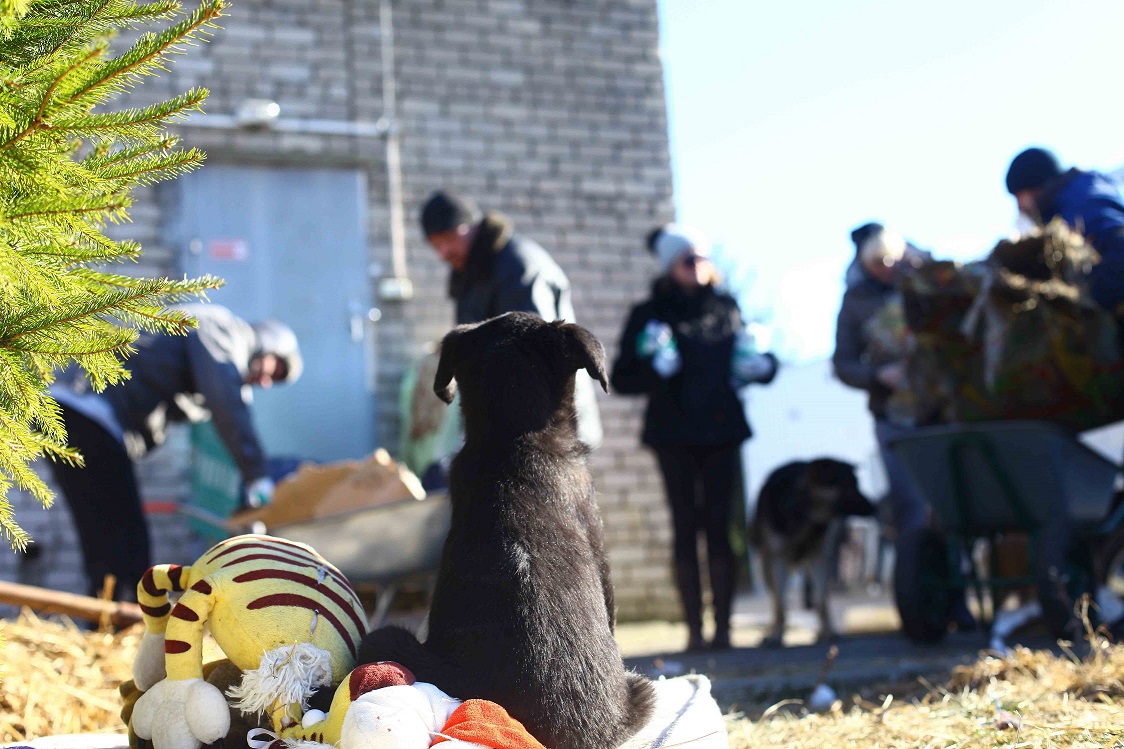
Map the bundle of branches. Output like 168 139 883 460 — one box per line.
989 218 1100 285
900 221 1123 429
0 0 225 548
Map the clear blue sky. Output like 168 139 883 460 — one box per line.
658 0 1124 362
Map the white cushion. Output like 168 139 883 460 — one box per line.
618 674 728 749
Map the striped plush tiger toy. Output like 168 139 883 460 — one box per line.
129 534 367 749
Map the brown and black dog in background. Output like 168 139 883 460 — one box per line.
750 458 876 647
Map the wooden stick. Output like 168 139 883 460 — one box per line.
0 580 143 627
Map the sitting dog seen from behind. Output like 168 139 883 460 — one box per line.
749 458 876 647
357 312 654 749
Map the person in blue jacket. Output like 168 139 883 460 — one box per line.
1005 147 1124 314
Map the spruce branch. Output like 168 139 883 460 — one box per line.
0 0 226 548
61 0 224 110
51 87 207 144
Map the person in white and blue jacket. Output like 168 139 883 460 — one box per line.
611 224 777 652
49 304 302 600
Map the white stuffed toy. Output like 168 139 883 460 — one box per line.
273 661 545 749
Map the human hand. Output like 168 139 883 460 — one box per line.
246 477 275 508
637 320 674 357
732 352 778 387
651 344 682 378
638 321 681 378
876 362 905 390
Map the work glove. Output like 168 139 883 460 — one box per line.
246 476 275 509
637 320 681 379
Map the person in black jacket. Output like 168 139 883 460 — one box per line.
49 304 302 599
419 190 602 449
611 224 777 651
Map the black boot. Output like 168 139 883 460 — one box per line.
675 560 705 651
708 556 736 650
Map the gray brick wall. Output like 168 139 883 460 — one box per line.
1 426 201 610
16 0 680 621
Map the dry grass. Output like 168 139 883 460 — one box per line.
3 606 1124 748
729 616 1124 749
0 610 141 741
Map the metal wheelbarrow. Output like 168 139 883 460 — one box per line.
261 492 451 629
887 420 1124 643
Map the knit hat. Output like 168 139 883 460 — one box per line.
420 191 481 238
859 229 906 269
1005 147 1063 194
251 320 303 384
850 222 884 254
646 223 711 274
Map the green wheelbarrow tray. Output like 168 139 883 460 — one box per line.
887 420 1124 642
888 420 1122 536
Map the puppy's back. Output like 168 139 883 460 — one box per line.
422 314 653 749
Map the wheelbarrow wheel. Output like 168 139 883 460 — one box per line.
894 527 953 644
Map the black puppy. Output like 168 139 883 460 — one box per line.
358 312 654 749
749 458 875 646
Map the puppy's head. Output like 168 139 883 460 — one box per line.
801 458 876 522
433 312 607 432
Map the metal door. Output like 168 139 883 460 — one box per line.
173 164 375 463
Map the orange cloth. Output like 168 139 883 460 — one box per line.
431 700 546 749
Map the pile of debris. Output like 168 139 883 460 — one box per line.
228 448 426 531
897 220 1124 430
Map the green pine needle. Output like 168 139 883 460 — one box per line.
0 0 225 550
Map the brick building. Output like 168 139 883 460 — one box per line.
2 0 681 620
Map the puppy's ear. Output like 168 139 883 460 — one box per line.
561 323 608 393
433 327 467 404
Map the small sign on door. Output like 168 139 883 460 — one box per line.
208 238 249 261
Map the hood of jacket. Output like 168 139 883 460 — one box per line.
448 211 514 300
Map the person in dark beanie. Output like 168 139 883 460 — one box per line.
611 223 777 652
1005 147 1124 313
418 190 602 449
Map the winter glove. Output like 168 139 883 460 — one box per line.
246 477 275 509
730 327 778 387
731 352 778 387
637 320 682 379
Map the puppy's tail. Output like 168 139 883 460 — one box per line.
622 670 657 737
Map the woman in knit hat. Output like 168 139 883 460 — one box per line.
834 224 924 525
610 224 777 651
833 223 975 634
